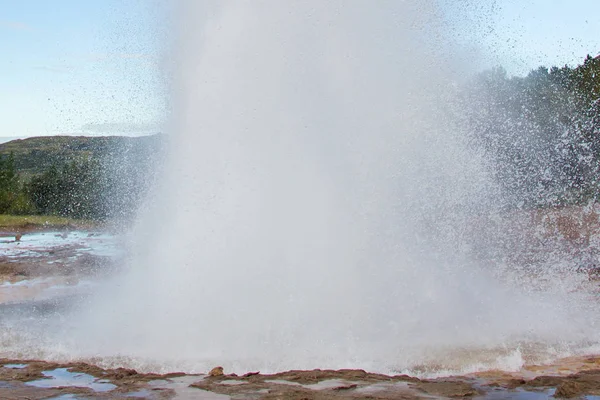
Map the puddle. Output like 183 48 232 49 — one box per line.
0 277 94 304
25 368 116 392
149 376 230 399
148 379 170 386
46 395 84 400
303 379 358 390
218 380 248 386
479 388 556 399
265 379 359 390
265 379 303 386
0 230 123 305
3 363 28 369
355 381 410 394
1 231 120 259
0 280 42 288
173 389 231 399
125 389 155 398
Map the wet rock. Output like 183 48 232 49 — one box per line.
268 369 397 385
393 373 421 383
331 383 358 390
259 387 317 400
162 371 187 379
209 366 224 377
416 381 479 397
528 375 562 387
511 369 600 398
506 378 526 389
7 357 600 400
555 381 583 398
110 367 138 380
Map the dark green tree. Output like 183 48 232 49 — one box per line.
466 54 600 208
0 152 18 213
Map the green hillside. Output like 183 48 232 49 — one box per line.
0 134 163 176
0 134 164 219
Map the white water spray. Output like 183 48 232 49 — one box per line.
5 1 600 375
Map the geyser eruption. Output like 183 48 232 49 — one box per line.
69 1 600 374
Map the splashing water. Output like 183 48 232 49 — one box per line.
3 1 600 376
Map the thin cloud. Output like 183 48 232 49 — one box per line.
0 20 34 31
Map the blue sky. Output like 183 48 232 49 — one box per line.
0 0 599 138
0 0 167 138
480 0 600 74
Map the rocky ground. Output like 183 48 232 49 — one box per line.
2 355 600 399
0 229 118 282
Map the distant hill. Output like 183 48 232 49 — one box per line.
0 135 164 176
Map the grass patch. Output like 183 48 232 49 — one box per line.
0 215 96 229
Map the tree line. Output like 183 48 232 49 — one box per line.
0 151 156 220
0 54 599 219
465 54 600 208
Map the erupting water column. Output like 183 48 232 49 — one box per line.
73 1 600 374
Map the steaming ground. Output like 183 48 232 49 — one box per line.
2 0 600 380
0 261 600 378
1 218 600 377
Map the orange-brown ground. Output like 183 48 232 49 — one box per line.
2 356 600 399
